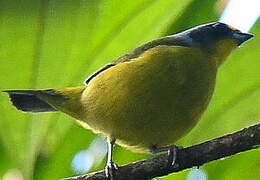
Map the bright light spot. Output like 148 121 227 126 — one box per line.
88 137 107 167
71 137 107 174
187 169 207 180
3 169 23 180
71 150 94 174
219 0 260 32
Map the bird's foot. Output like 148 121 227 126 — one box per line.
167 145 177 168
151 145 183 169
168 145 183 168
105 161 118 180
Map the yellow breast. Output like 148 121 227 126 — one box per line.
81 45 217 152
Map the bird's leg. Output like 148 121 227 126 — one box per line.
151 145 183 168
105 138 118 180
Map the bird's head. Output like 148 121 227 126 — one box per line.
177 22 253 65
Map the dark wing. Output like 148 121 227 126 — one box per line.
84 34 191 85
84 63 115 85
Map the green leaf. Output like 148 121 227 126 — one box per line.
0 0 193 179
184 18 260 180
0 0 259 179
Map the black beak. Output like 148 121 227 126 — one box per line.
233 31 253 46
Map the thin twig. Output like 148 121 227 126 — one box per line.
63 123 260 180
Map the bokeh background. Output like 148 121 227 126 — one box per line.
0 0 259 179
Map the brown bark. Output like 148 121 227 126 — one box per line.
63 123 260 180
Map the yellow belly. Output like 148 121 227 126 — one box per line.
81 45 217 153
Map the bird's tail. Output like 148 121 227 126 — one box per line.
3 89 61 112
3 86 86 113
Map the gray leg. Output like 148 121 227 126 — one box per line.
105 138 118 180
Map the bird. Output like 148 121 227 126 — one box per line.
3 22 253 179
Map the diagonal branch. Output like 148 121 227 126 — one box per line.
63 123 260 180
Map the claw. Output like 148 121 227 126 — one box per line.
167 145 177 168
151 144 180 168
105 161 118 180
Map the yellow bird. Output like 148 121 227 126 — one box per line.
4 22 253 179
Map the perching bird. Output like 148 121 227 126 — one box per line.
4 22 253 179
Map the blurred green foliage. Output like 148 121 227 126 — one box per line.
0 0 259 179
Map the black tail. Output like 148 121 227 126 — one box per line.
3 90 58 113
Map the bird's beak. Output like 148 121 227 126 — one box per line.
233 31 253 46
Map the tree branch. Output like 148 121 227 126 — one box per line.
63 123 260 180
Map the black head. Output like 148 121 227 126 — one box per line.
182 22 253 47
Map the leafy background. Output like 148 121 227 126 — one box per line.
0 0 259 179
